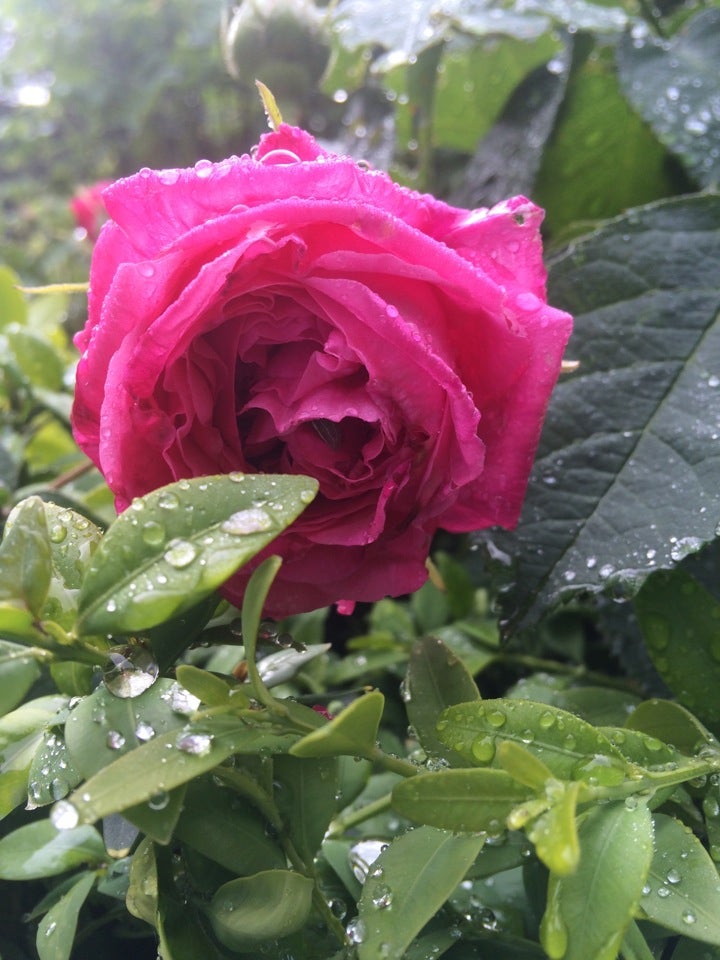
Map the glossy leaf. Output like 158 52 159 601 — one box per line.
36 870 95 960
624 699 718 756
175 778 285 875
437 699 626 782
635 569 720 724
64 714 298 824
404 635 479 763
76 474 317 635
540 801 654 960
124 787 186 846
357 826 485 960
638 813 720 944
0 640 41 715
0 820 105 879
392 768 533 833
27 730 82 809
0 695 68 769
485 195 720 634
290 690 384 759
206 869 314 950
126 837 158 926
0 496 52 615
617 9 720 188
41 502 102 626
174 665 234 708
273 755 339 864
496 740 555 790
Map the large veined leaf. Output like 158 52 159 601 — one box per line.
482 194 720 634
617 9 720 189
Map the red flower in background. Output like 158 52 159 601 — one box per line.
70 181 112 241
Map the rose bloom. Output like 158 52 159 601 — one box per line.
72 124 572 617
70 181 112 241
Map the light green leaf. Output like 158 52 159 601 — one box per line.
357 826 484 960
437 699 627 782
540 800 654 960
485 194 720 634
289 690 384 758
0 265 27 329
175 779 285 875
77 474 317 635
617 9 720 189
404 635 479 763
496 740 555 790
37 871 95 960
6 325 65 390
206 869 314 951
127 837 157 926
636 569 720 724
638 813 720 944
392 767 533 832
0 640 41 714
0 695 68 769
174 665 236 708
527 781 580 876
64 714 298 824
27 730 82 809
0 820 105 879
0 496 52 615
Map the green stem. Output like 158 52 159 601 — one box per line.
369 747 419 779
584 756 718 806
406 42 443 192
327 792 393 839
495 653 641 693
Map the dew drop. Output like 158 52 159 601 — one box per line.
657 886 671 898
299 489 316 504
176 732 214 756
135 721 155 742
666 868 681 884
349 839 387 883
157 492 180 510
142 521 165 547
346 918 366 944
487 709 506 729
228 471 245 482
107 730 126 750
471 737 495 763
164 539 197 568
138 263 155 278
221 507 273 535
148 791 170 810
103 642 159 698
682 910 697 925
50 799 79 830
165 682 201 716
49 523 67 543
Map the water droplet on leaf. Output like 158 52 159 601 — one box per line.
103 642 159 698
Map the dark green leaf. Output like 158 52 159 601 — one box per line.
124 787 186 846
77 474 317 635
540 801 654 960
392 768 533 832
638 813 720 944
206 869 314 951
0 497 52 615
617 9 720 189
636 569 720 724
290 690 384 759
127 837 157 926
357 826 485 960
175 779 285 875
405 636 479 763
36 871 95 960
485 194 720 634
438 699 627 782
0 820 105 879
273 755 339 864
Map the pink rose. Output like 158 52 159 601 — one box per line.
70 181 112 241
72 124 572 617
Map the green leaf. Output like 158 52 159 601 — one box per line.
0 820 105 879
77 474 317 635
0 768 32 818
392 768 533 832
638 813 720 944
41 502 102 624
0 265 27 329
289 690 384 758
0 496 52 615
617 9 720 189
485 194 720 634
0 640 41 714
6 325 65 390
36 871 95 960
541 800 653 960
127 837 157 926
174 665 235 708
496 740 555 790
27 730 82 809
273 755 339 864
206 869 314 951
357 826 485 960
624 699 718 756
404 635 480 763
437 699 627 782
0 694 68 769
156 847 225 960
527 781 580 876
175 779 285 875
64 714 298 824
635 569 720 724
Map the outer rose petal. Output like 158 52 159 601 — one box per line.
72 124 572 618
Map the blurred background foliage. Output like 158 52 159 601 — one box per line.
1 0 717 288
